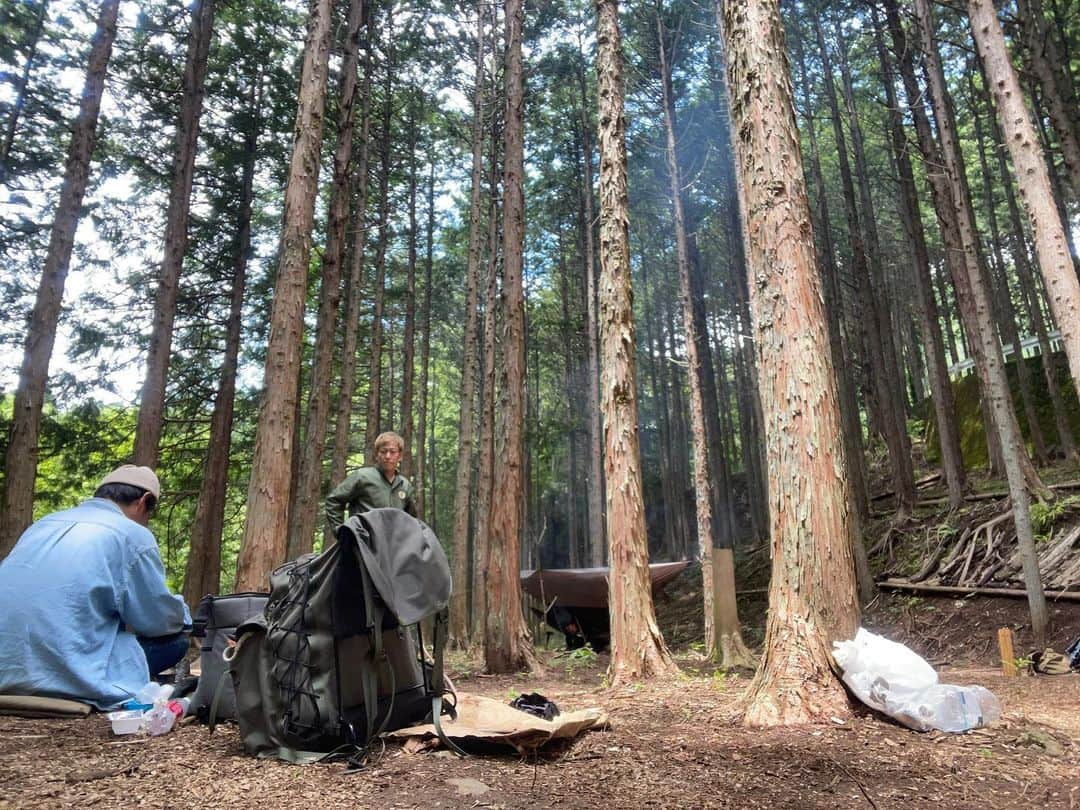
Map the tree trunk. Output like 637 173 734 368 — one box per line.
1015 0 1080 199
416 160 434 516
365 9 395 460
871 8 966 510
0 0 120 558
449 9 487 645
472 104 501 643
400 99 419 479
484 0 535 673
595 0 677 686
913 0 1048 644
969 0 1080 394
233 0 332 592
288 0 364 560
0 0 49 178
183 65 262 607
576 44 606 568
835 17 914 464
985 77 1080 462
813 13 915 515
658 12 752 665
640 263 678 560
790 27 872 529
329 6 376 499
968 65 1050 465
721 0 859 726
134 0 218 468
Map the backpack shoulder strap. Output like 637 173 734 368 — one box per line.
430 608 465 757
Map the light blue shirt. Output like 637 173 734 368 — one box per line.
0 498 191 709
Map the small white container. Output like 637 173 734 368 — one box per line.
107 709 146 735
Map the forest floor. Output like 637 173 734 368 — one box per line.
1 588 1077 809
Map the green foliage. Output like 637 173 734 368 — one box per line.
565 646 598 672
1029 494 1080 537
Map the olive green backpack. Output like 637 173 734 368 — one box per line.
226 508 459 764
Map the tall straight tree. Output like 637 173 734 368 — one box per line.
595 0 676 686
657 11 751 667
790 29 871 526
233 0 333 591
811 11 915 514
484 0 535 673
912 0 1049 643
330 5 376 493
870 9 966 510
134 0 217 467
184 64 263 607
720 0 859 725
574 31 606 567
968 0 1080 390
0 0 49 177
449 3 488 645
1014 0 1080 199
364 7 396 458
0 0 121 558
400 96 420 478
287 0 364 560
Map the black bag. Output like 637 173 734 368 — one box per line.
189 592 268 722
228 509 459 763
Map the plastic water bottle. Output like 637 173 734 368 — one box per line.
917 685 1002 732
145 698 190 736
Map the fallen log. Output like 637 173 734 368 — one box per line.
877 578 1080 602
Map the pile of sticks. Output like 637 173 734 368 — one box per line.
875 496 1080 595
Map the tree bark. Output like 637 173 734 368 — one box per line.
484 0 535 673
449 8 487 645
658 13 751 664
364 8 396 460
0 0 49 179
134 0 218 468
576 39 606 568
288 0 364 559
813 12 915 514
1014 0 1080 199
913 0 1048 644
416 160 434 516
790 26 872 530
184 64 262 607
595 0 677 686
871 8 966 510
472 102 501 643
967 65 1050 465
400 98 419 479
0 0 120 558
233 0 332 591
982 69 1080 461
969 0 1080 394
329 6 376 499
721 0 859 726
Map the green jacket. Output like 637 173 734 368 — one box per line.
325 466 416 534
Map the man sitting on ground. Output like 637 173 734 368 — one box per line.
0 465 191 709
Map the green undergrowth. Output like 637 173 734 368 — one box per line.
923 351 1080 470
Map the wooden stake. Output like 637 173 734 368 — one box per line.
998 627 1018 676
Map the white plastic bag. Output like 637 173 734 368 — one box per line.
833 628 1001 732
